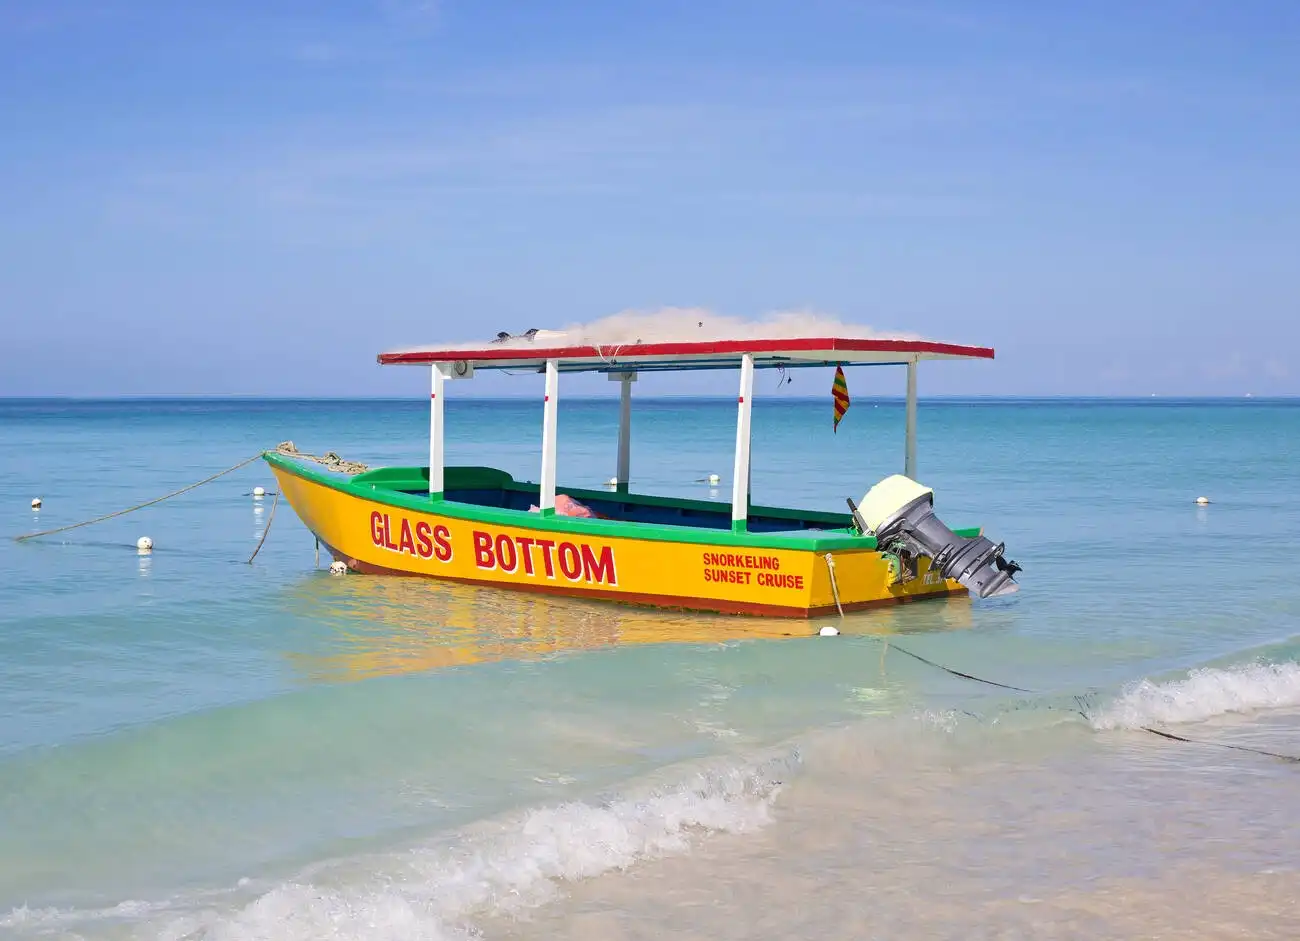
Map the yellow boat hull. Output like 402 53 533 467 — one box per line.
268 458 965 618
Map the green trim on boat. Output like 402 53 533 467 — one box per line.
265 452 982 552
353 465 514 490
352 464 851 528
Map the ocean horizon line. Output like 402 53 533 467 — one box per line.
1 393 1295 403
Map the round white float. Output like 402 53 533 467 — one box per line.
818 626 840 637
707 473 721 485
31 497 42 510
328 560 348 576
136 536 154 553
253 486 266 499
1195 496 1210 506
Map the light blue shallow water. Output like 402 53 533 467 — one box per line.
2 397 1299 938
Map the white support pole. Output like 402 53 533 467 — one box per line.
539 358 559 514
429 364 445 498
616 372 633 493
731 353 755 532
905 357 918 479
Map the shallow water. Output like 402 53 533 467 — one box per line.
2 396 1298 939
499 714 1300 941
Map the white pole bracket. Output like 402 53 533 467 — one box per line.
731 353 755 533
539 359 560 515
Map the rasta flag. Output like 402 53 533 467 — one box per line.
832 365 850 432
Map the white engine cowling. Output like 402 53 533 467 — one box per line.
852 475 1019 599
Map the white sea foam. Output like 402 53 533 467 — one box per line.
1090 661 1300 731
4 751 797 941
0 898 178 932
0 905 58 928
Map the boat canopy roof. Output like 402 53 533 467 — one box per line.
378 332 994 374
381 314 975 524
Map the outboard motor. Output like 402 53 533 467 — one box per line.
849 475 1020 599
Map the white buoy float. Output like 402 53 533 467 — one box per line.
31 497 42 510
818 626 840 637
606 477 618 487
136 536 153 554
328 560 348 576
1195 496 1210 506
253 486 266 499
707 473 720 485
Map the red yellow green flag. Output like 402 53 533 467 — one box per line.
832 365 850 432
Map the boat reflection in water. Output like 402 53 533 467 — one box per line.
281 575 975 683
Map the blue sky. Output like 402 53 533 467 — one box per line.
1 0 1296 397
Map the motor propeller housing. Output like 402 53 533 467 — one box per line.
851 475 1020 599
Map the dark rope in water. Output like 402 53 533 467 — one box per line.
245 491 280 564
1137 725 1300 764
14 453 267 542
13 444 365 544
875 637 1300 765
881 640 1035 693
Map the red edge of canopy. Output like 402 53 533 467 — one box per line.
376 337 995 366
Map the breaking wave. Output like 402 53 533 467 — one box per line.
1090 661 1300 730
3 750 798 941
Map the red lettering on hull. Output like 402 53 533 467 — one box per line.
432 525 452 562
495 534 518 573
558 542 582 581
581 544 617 585
704 568 752 585
699 549 800 590
465 530 616 585
415 521 434 558
516 536 536 574
370 513 454 562
536 539 557 578
701 551 780 571
473 530 495 569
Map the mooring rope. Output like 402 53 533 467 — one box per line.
873 639 1299 764
881 641 1035 693
245 491 280 564
823 553 845 618
1137 726 1300 764
818 572 1293 763
14 453 267 542
14 444 366 544
272 441 369 475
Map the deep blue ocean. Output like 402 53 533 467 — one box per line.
3 397 1299 940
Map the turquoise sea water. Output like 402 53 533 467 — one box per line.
2 397 1299 939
